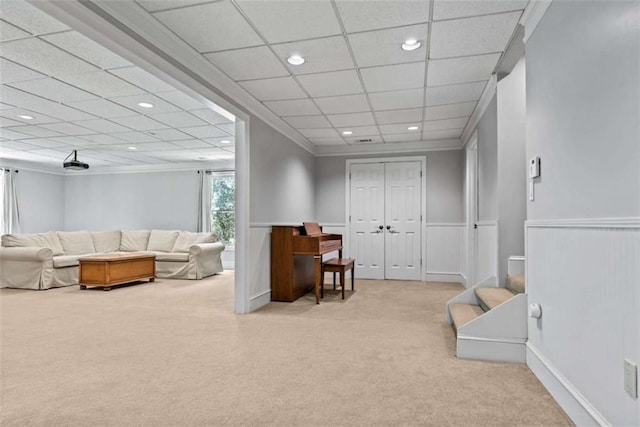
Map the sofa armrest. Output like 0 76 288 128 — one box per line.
0 246 53 262
189 242 225 256
188 242 225 278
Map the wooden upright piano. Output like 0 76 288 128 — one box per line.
271 224 342 303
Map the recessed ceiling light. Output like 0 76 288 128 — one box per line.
408 126 419 131
287 55 305 66
18 114 34 120
342 131 353 136
128 146 137 150
138 102 154 108
401 39 422 51
220 140 231 144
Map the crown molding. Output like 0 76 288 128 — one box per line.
315 139 461 157
29 0 316 156
520 0 553 43
461 74 497 147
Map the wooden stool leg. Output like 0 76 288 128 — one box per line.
321 266 325 299
340 270 345 299
333 272 336 290
351 266 355 290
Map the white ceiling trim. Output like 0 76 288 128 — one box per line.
28 0 316 155
460 74 497 146
315 139 461 157
519 0 553 43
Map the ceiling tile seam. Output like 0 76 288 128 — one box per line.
139 0 225 15
427 50 505 62
227 0 346 146
329 0 381 145
431 8 528 23
0 19 71 39
421 0 435 141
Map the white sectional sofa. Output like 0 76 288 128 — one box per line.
0 230 225 290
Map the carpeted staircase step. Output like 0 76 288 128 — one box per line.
507 274 525 294
450 303 484 332
475 287 515 312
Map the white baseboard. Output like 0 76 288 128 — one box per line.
249 289 270 312
425 273 465 284
526 344 608 426
457 336 526 363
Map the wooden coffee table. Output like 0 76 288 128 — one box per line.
79 252 156 291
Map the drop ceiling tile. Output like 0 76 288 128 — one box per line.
264 99 321 116
109 131 159 143
308 137 346 146
0 38 98 78
0 58 45 83
135 0 213 12
153 1 263 52
57 71 146 98
368 88 424 111
20 138 70 149
423 117 469 131
374 108 423 125
314 94 370 114
272 36 355 75
7 125 61 138
430 12 521 59
425 81 486 106
214 123 235 135
110 115 169 131
0 0 69 34
422 128 464 140
299 128 340 138
40 122 95 136
0 108 59 125
188 109 233 125
337 125 379 136
0 102 16 110
42 31 132 69
0 139 41 150
236 0 341 43
203 137 235 147
72 119 131 134
50 136 96 147
239 77 307 101
0 19 29 41
132 141 183 151
336 0 430 33
345 135 383 144
109 94 181 114
67 99 136 119
432 0 528 21
383 133 422 143
8 77 98 103
378 123 422 135
149 111 208 128
297 70 363 98
0 116 23 127
171 139 212 149
361 62 425 93
348 24 428 68
423 101 476 121
427 53 500 86
326 112 376 127
283 115 331 129
180 125 228 139
147 128 192 141
0 86 95 121
154 90 204 110
108 67 176 93
204 46 288 81
79 134 129 144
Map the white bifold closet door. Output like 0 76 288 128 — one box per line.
350 161 422 281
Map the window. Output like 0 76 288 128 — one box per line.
210 172 235 247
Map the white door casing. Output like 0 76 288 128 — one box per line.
466 134 479 288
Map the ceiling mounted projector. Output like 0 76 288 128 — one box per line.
63 150 89 170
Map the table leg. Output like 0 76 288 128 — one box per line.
352 266 355 290
333 272 336 290
314 256 321 304
340 271 345 300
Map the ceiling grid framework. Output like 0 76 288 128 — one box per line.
139 0 528 148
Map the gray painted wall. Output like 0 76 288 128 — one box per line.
14 170 65 233
314 150 464 224
477 95 498 222
250 117 315 223
64 170 199 231
497 57 527 281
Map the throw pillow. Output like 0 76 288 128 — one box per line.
147 230 180 253
120 230 151 252
57 231 96 255
91 231 121 253
172 231 218 253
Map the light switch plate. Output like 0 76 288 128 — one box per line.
624 359 637 399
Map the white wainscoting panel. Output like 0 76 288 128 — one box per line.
476 221 498 283
248 225 271 311
526 219 640 426
425 223 465 283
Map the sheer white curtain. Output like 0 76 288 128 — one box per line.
1 168 21 234
196 170 212 233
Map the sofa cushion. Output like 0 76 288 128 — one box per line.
91 231 121 253
57 231 96 255
52 254 80 268
147 230 180 253
172 231 218 253
120 230 151 252
152 252 189 262
1 231 64 256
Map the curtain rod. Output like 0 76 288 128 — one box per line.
197 169 234 174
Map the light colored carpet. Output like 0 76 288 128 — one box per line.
0 273 572 426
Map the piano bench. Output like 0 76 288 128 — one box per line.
321 258 355 300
